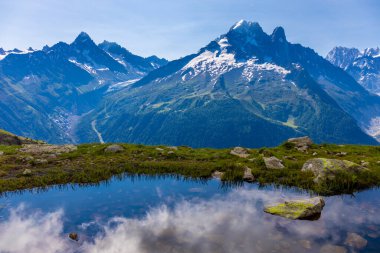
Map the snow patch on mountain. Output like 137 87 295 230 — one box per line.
181 49 290 82
365 117 380 142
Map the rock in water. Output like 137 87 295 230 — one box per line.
302 158 364 183
104 144 124 153
230 147 250 158
344 233 367 249
320 244 347 253
264 156 285 169
69 233 79 241
264 197 325 220
287 136 313 152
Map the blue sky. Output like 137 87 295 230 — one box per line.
0 0 379 60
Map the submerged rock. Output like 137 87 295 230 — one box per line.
19 144 77 155
286 136 313 152
264 156 284 169
320 244 347 253
302 158 364 183
104 144 124 153
243 167 254 182
344 232 367 249
230 147 250 158
264 197 325 220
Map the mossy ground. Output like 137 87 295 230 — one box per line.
0 142 379 195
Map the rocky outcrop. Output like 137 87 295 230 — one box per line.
19 144 77 155
0 130 43 146
344 233 367 249
264 156 284 169
286 136 313 152
302 158 364 182
230 147 250 158
104 144 124 153
264 197 325 220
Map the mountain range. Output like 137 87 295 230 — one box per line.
1 21 379 147
0 33 167 143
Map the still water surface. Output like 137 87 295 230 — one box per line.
0 175 379 253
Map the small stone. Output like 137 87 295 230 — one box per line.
336 152 347 157
243 167 254 182
320 244 347 253
344 232 367 249
34 159 48 165
69 233 79 241
367 233 379 239
212 171 224 179
230 147 250 158
167 146 178 150
264 156 285 169
22 169 32 175
299 240 312 249
167 151 175 155
312 152 318 156
287 136 313 152
0 151 4 156
104 144 124 153
360 161 370 167
156 148 164 152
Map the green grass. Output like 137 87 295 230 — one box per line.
0 142 379 195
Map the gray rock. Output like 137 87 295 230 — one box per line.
302 158 364 183
243 167 254 182
156 148 164 152
320 244 347 253
264 156 285 169
264 197 325 220
230 147 250 158
167 146 178 150
104 144 124 153
212 171 224 179
22 169 32 176
287 136 313 152
19 144 77 155
0 151 4 156
344 233 368 249
34 159 48 165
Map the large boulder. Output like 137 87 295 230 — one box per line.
19 144 77 155
287 136 313 152
104 144 124 153
230 147 250 158
264 156 285 169
264 197 325 220
302 158 364 183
